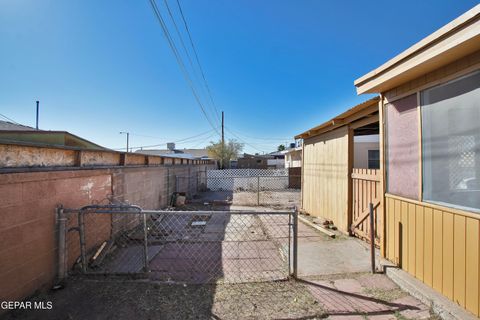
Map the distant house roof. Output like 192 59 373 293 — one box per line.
282 146 302 155
137 148 209 159
0 120 36 131
355 4 480 94
0 130 108 150
240 153 273 159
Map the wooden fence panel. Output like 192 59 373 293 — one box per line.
351 168 381 245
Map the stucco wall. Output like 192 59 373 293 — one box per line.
385 94 419 200
0 163 214 303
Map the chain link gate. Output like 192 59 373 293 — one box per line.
206 169 301 207
60 205 298 284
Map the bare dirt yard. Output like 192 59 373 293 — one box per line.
2 277 324 320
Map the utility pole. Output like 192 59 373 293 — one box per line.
120 132 129 152
36 101 39 130
221 111 225 169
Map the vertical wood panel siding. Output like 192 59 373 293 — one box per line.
302 127 349 232
385 194 480 316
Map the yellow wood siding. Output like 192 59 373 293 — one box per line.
385 194 480 316
302 126 349 232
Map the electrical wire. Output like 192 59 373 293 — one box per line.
0 113 21 125
128 128 214 142
113 128 217 150
225 126 292 141
148 0 220 136
225 127 268 154
175 0 221 122
186 131 217 149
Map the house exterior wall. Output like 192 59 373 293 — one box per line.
353 142 379 168
302 126 350 232
0 162 214 304
237 157 268 169
285 150 302 168
382 49 480 316
385 94 419 200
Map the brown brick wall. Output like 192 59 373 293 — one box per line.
0 163 213 303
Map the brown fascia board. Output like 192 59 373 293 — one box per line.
354 4 480 94
294 96 379 139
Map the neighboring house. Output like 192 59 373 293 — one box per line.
237 153 269 169
354 5 480 317
0 121 107 151
284 146 302 168
0 120 36 131
137 143 210 160
353 135 380 169
267 151 285 169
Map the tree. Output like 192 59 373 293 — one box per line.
277 144 286 151
207 139 244 169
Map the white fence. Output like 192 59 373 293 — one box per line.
206 169 289 191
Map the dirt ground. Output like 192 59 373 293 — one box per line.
2 277 324 320
192 190 300 209
1 199 439 320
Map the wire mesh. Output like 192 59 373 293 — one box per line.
205 169 300 207
67 206 294 284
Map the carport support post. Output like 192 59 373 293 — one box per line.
369 203 375 273
292 209 298 278
143 213 149 272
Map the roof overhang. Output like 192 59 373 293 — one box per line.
354 4 480 94
295 97 379 140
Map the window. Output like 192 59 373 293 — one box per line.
421 70 480 212
368 150 380 169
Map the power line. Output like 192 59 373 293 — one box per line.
175 0 221 122
0 113 20 125
225 127 268 154
225 126 292 141
113 128 217 150
148 0 220 136
186 131 217 149
128 128 214 142
162 0 219 123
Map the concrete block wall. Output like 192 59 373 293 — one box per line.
0 163 214 304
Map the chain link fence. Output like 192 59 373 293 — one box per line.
60 205 297 284
206 169 301 207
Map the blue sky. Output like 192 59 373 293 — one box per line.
0 0 477 153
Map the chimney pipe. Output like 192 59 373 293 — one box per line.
36 100 39 130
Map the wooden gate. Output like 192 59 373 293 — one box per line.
351 168 381 246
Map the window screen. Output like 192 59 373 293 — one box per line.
421 70 480 212
368 150 380 169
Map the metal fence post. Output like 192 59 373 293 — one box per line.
292 208 298 278
143 213 149 273
369 202 376 273
166 169 170 203
78 211 87 273
257 176 260 205
288 211 291 275
57 206 67 282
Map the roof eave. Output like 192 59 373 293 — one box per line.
355 4 480 94
295 96 379 139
